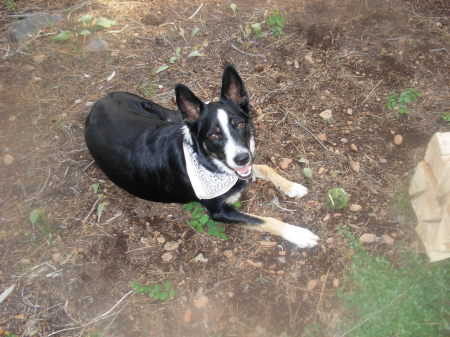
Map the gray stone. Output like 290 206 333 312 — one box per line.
85 36 109 52
9 13 64 43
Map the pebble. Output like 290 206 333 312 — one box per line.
350 161 360 173
280 158 293 170
343 129 351 135
164 241 179 251
8 115 16 122
359 233 376 244
394 135 403 145
3 154 14 165
347 121 353 125
260 240 277 248
193 295 209 309
277 270 285 275
379 158 387 164
326 237 334 244
333 279 340 288
32 54 46 64
350 144 358 152
182 309 192 323
319 109 333 121
223 250 234 260
318 167 325 175
340 138 348 144
317 133 327 142
161 252 174 262
157 236 166 244
323 213 331 222
346 108 353 115
349 204 362 212
306 279 318 291
381 234 395 245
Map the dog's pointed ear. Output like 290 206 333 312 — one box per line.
175 84 204 123
221 64 249 113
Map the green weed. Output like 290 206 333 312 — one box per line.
337 226 450 337
4 0 17 11
395 189 410 212
440 112 450 123
133 281 176 301
91 182 109 222
53 14 115 42
386 89 421 115
183 201 240 240
29 209 53 242
267 9 286 37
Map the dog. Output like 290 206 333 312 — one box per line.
85 65 319 248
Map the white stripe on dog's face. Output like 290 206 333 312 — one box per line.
217 109 249 169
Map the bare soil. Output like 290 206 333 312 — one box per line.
0 0 448 336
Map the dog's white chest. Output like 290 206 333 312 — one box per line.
183 142 238 200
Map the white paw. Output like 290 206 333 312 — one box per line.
286 183 308 198
281 224 319 248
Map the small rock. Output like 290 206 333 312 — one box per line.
193 295 209 309
254 65 264 72
323 213 331 222
32 54 46 64
343 129 351 135
319 109 333 121
381 234 395 245
156 236 166 244
227 292 235 298
346 108 353 115
350 144 358 152
161 252 174 262
304 51 315 64
306 279 318 291
86 36 109 52
278 250 286 256
182 309 192 323
350 161 360 173
164 241 179 251
318 167 325 175
333 279 340 288
3 154 14 165
326 237 334 244
347 120 353 125
260 240 277 248
253 261 263 268
394 135 403 145
359 233 376 244
277 257 286 264
223 250 234 260
340 138 348 144
379 158 387 164
280 158 293 170
194 253 208 263
51 253 61 262
9 13 64 43
349 204 362 212
276 270 285 275
8 115 16 122
317 133 327 142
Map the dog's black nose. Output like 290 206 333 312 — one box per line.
234 152 250 166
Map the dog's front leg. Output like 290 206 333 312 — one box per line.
253 164 308 198
202 201 318 248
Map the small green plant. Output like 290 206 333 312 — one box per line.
91 182 109 222
267 9 286 37
4 0 17 11
440 112 450 122
29 209 54 242
53 14 116 42
133 281 176 301
386 89 421 115
325 187 349 210
183 202 240 240
230 3 237 16
337 226 450 337
395 189 410 211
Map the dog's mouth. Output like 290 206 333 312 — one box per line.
234 165 252 180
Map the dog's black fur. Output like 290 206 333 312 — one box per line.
85 65 260 225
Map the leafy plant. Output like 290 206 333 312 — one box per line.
183 202 233 240
441 112 450 122
267 9 286 37
4 0 17 11
325 187 349 210
133 281 176 301
53 14 115 43
91 182 109 222
230 3 237 15
29 209 54 242
386 89 421 115
337 226 450 337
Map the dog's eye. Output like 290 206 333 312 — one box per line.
237 122 245 129
209 133 219 140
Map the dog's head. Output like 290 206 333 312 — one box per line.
176 65 255 179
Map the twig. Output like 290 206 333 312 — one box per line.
231 44 266 58
82 197 102 223
360 79 382 106
39 167 51 193
188 3 204 19
292 118 328 151
360 169 383 186
314 270 329 324
0 284 16 304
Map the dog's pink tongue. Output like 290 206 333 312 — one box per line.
236 165 251 175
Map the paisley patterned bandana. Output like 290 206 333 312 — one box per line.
183 142 238 200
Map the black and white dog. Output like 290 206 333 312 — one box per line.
85 65 318 248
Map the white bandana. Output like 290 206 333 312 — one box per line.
183 142 238 200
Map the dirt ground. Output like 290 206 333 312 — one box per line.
0 0 449 336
